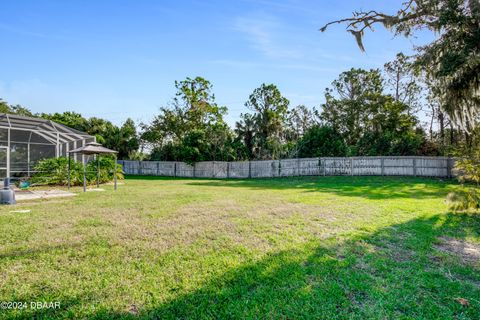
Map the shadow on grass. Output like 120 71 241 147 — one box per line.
96 212 477 319
184 176 457 200
15 212 476 320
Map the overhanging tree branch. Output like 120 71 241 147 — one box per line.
319 0 480 131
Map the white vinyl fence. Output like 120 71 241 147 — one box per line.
118 157 456 179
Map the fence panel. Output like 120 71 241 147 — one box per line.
415 157 448 177
229 161 250 178
323 158 351 175
353 157 382 176
139 161 158 175
157 161 175 176
280 159 298 177
213 162 228 178
176 162 194 177
194 162 214 178
250 160 280 178
383 157 414 176
298 158 321 176
119 160 138 175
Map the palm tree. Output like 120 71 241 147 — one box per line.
235 113 256 159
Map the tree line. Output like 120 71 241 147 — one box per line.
141 58 478 163
1 53 478 163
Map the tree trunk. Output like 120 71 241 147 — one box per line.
449 123 454 146
465 132 472 149
395 71 400 101
438 110 445 146
429 105 435 139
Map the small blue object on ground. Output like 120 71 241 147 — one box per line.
19 181 30 189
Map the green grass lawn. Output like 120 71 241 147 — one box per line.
0 176 479 319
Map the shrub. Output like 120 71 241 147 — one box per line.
454 151 480 186
86 156 124 184
31 157 82 186
31 156 123 186
446 189 480 212
447 150 480 212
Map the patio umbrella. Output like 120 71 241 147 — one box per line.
68 142 118 192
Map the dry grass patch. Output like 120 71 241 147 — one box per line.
434 237 480 264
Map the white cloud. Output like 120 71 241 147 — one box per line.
233 14 303 59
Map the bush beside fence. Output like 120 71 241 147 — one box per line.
118 157 455 179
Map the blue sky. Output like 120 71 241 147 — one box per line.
0 0 434 126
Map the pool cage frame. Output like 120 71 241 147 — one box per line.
0 113 95 178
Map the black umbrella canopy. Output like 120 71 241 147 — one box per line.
69 142 118 155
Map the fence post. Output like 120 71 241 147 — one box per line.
278 160 281 177
138 161 142 175
157 161 160 176
447 157 452 178
350 157 354 176
193 163 196 178
174 162 177 178
381 157 385 176
227 161 230 178
413 158 417 177
248 161 251 178
323 158 326 176
212 161 215 178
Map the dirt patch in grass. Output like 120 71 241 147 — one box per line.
434 237 480 264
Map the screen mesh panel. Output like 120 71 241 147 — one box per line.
0 128 8 147
10 143 28 175
0 113 94 178
0 148 6 169
10 130 31 143
29 144 56 165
